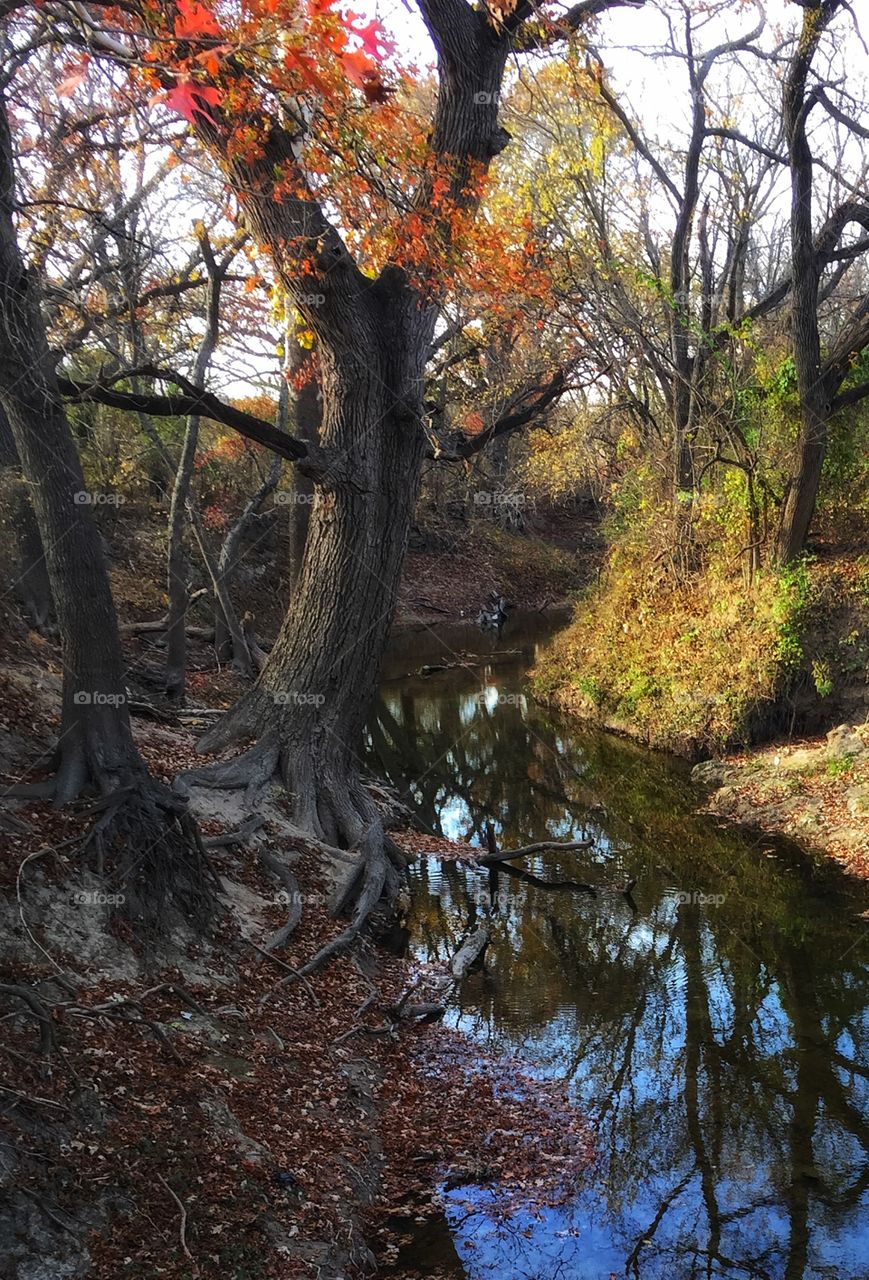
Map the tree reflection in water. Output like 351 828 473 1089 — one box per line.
365 652 869 1280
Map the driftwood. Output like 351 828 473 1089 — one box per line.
451 925 490 978
477 836 594 867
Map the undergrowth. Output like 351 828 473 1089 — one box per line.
535 521 869 757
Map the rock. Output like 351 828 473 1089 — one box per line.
774 748 819 772
691 759 731 787
846 785 869 817
826 724 866 761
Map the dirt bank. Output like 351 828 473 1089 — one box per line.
692 721 869 881
0 652 593 1279
395 507 602 628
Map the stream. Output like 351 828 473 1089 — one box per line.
367 616 869 1280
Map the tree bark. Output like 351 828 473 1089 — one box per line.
0 404 52 628
286 339 320 601
195 309 429 849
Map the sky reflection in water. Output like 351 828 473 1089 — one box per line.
368 623 869 1279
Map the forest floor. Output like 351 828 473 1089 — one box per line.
3 504 868 1276
0 611 593 1280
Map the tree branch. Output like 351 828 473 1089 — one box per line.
816 87 869 141
432 369 568 461
58 369 311 465
830 379 869 413
507 0 646 48
706 128 786 166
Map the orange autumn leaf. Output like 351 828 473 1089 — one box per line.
175 0 222 39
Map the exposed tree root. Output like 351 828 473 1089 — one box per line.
176 734 281 809
181 710 415 975
0 983 55 1058
201 814 266 849
257 848 302 952
75 777 220 937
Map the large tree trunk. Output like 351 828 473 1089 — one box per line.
0 89 212 932
195 327 428 850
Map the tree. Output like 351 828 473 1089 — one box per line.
0 84 213 931
774 0 869 562
1 0 643 955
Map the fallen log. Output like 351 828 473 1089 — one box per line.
476 836 594 867
451 925 490 978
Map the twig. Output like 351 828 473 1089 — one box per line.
0 1083 70 1112
19 1188 79 1237
157 1175 199 1276
242 940 320 1006
0 983 55 1057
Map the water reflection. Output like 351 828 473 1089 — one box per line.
367 642 869 1279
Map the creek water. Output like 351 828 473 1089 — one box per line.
367 616 869 1280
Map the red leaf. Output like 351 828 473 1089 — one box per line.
351 17 395 63
163 81 223 126
175 0 222 39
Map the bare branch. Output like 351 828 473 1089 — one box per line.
58 370 311 465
